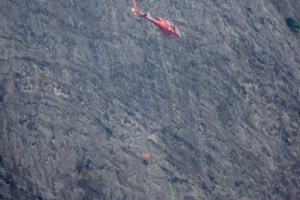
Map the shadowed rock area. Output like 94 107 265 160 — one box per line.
0 0 300 199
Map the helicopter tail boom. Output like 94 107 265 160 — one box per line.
131 0 147 17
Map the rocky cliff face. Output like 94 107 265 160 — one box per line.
1 0 300 199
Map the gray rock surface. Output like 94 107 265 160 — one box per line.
0 0 300 199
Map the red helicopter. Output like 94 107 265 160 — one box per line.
131 0 181 38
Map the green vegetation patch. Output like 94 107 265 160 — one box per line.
285 17 300 32
271 0 277 5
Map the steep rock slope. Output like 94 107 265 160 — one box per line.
0 0 300 199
